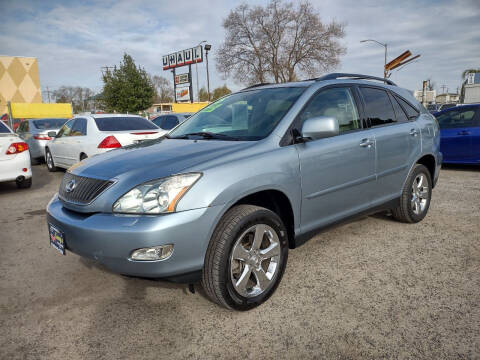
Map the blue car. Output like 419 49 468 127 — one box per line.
435 104 480 164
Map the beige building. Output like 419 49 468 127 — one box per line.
413 90 436 104
436 93 459 105
0 56 42 115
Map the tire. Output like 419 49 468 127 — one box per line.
45 148 58 172
80 153 88 161
16 177 32 189
202 205 289 310
392 164 432 223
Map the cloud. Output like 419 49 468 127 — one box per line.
1 0 479 96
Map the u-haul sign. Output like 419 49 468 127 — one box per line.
163 45 203 70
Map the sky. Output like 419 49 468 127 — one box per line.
1 0 479 100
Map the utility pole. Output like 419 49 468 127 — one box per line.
440 84 448 94
101 66 114 76
195 40 206 102
204 44 212 101
45 86 52 103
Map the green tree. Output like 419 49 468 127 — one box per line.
198 87 210 102
460 68 480 103
211 85 232 101
102 53 155 112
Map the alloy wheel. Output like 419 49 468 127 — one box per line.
230 224 281 298
411 173 429 215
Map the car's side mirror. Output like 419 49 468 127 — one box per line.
48 131 57 138
300 116 339 141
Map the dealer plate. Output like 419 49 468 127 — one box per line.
49 223 65 255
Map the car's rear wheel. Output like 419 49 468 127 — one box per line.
202 205 288 310
392 164 432 223
46 148 58 172
16 177 32 189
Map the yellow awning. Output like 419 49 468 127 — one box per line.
10 103 73 119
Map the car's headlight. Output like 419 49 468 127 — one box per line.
113 173 201 214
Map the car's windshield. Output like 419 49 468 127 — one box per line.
169 87 305 141
94 117 158 131
33 118 69 129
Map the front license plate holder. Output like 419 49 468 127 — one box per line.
49 223 66 255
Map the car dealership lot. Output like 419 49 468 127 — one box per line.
0 165 478 359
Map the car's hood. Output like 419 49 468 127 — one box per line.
69 138 253 183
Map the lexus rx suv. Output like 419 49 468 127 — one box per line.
47 73 442 310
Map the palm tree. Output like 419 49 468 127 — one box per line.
460 68 480 103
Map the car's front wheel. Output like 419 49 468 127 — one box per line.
202 205 288 310
45 148 58 172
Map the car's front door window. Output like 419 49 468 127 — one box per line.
300 87 361 134
56 119 74 137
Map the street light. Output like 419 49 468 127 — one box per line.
360 39 387 78
195 40 206 102
204 44 212 102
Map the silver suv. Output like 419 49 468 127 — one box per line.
46 73 442 310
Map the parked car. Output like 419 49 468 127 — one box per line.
434 104 480 164
45 114 162 171
439 103 457 111
0 121 32 188
47 73 441 310
427 104 441 114
16 118 69 164
151 113 192 135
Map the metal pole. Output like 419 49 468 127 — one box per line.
206 50 210 102
195 63 199 102
7 101 13 129
384 44 387 79
189 64 193 103
172 68 177 103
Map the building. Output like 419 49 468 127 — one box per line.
436 93 459 105
0 56 42 115
413 90 436 104
464 72 480 104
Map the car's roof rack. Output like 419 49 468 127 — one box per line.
312 73 397 86
242 83 272 90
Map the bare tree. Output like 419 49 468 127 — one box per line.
151 75 174 103
217 0 345 85
53 86 95 113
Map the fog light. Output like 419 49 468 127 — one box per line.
130 245 174 261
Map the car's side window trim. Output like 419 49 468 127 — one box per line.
391 93 420 120
280 83 365 146
387 91 409 123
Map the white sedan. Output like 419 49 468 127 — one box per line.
45 114 163 171
0 121 32 188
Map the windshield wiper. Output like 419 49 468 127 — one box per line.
170 132 240 141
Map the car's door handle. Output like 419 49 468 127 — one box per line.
409 129 419 136
457 131 471 135
359 138 374 148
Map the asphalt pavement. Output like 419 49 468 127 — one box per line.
0 164 479 359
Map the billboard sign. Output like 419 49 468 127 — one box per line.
176 87 190 102
175 73 189 85
163 45 203 70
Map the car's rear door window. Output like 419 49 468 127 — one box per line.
359 87 396 127
33 118 68 129
390 95 409 122
300 87 361 134
437 108 477 129
95 117 158 131
395 96 420 119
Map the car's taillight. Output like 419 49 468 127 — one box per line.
98 135 121 148
6 142 29 155
34 134 52 140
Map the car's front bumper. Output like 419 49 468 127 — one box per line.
46 194 223 279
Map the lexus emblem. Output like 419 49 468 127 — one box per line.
65 179 77 193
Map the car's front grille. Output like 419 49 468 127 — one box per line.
59 172 114 205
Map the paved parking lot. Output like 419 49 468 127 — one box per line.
0 164 479 359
